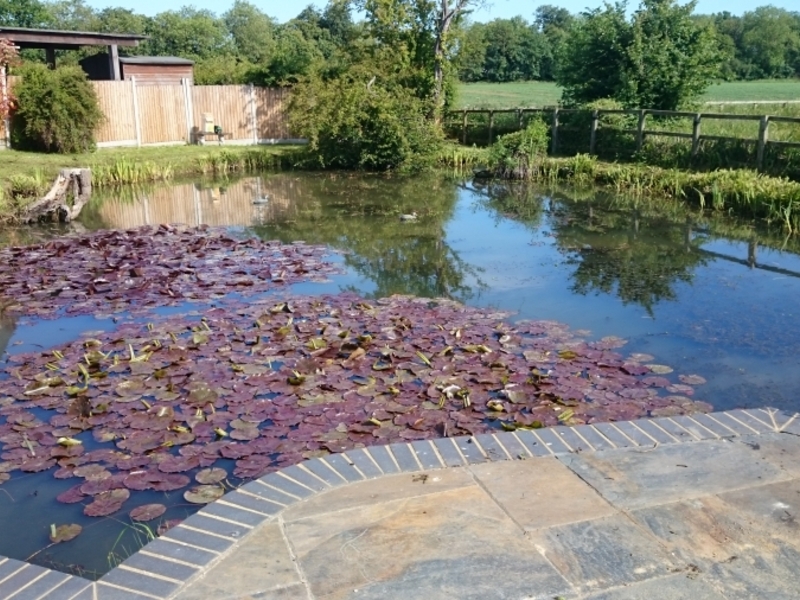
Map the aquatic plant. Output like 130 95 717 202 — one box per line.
0 292 710 529
0 224 341 319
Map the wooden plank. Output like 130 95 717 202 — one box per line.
91 80 137 145
699 113 761 121
642 130 694 139
136 84 186 144
767 116 800 124
766 140 800 149
192 85 252 140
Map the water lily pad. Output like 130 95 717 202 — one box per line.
195 467 227 484
184 485 225 504
129 503 167 522
645 364 674 374
84 488 130 517
49 523 82 543
679 374 707 385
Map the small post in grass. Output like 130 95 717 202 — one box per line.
589 110 599 155
488 110 494 145
636 109 647 152
551 108 560 155
461 110 467 145
756 115 769 171
691 113 701 158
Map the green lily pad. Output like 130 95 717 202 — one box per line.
184 485 225 504
49 523 82 543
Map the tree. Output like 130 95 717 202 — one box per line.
146 8 232 61
481 17 549 82
224 0 277 65
358 0 477 118
45 0 96 31
456 22 488 82
0 0 50 28
558 0 723 110
534 5 574 79
740 7 800 78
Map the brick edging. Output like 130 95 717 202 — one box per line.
3 408 798 599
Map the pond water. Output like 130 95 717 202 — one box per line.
2 171 800 578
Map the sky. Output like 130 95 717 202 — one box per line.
84 0 799 24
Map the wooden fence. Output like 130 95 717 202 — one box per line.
0 77 296 150
448 107 800 171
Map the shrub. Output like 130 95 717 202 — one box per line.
11 64 104 154
488 119 550 178
287 71 442 171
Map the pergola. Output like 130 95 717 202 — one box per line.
0 26 147 80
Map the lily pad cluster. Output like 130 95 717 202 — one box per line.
0 293 710 517
0 224 340 319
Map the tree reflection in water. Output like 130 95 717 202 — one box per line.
477 182 711 314
249 173 485 302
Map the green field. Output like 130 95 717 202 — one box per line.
456 79 800 109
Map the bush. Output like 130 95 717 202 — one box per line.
488 119 550 178
287 72 442 171
11 64 104 154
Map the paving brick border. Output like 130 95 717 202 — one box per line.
2 408 799 600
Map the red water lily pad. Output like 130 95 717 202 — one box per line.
679 374 707 385
129 503 167 522
84 488 130 517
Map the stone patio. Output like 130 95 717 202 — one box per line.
1 408 799 599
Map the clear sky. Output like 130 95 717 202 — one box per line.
84 0 798 23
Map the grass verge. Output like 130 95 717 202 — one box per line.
0 144 301 217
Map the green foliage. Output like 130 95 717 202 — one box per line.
489 119 550 176
288 69 442 171
0 0 50 27
557 0 723 110
11 63 103 154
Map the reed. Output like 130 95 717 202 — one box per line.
494 153 800 233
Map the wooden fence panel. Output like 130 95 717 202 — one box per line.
255 87 290 140
136 84 187 145
92 81 137 145
0 76 20 148
192 85 252 141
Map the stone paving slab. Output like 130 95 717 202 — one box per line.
559 437 792 510
5 409 800 600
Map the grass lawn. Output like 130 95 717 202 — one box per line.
0 144 292 185
456 79 800 109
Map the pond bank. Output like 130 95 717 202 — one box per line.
455 148 800 232
0 145 299 220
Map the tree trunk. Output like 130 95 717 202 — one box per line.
20 168 92 224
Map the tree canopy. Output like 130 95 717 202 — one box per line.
556 0 723 110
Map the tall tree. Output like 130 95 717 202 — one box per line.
224 0 276 65
740 7 800 78
0 0 51 28
558 0 722 110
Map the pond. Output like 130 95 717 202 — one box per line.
1 171 799 578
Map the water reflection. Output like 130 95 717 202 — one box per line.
0 318 14 356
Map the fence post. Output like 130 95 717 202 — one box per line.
249 84 258 144
517 108 523 131
182 78 194 144
1 65 9 149
756 115 769 171
691 113 701 157
461 110 467 145
131 76 142 148
589 110 599 155
488 110 494 145
551 108 560 155
636 109 646 151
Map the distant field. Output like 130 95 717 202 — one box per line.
455 79 800 109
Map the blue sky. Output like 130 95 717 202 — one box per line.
84 0 798 23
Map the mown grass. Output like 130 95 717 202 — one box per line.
456 79 800 109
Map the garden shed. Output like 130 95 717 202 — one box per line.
79 54 194 84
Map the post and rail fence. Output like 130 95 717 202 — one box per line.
0 77 297 150
446 107 800 172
